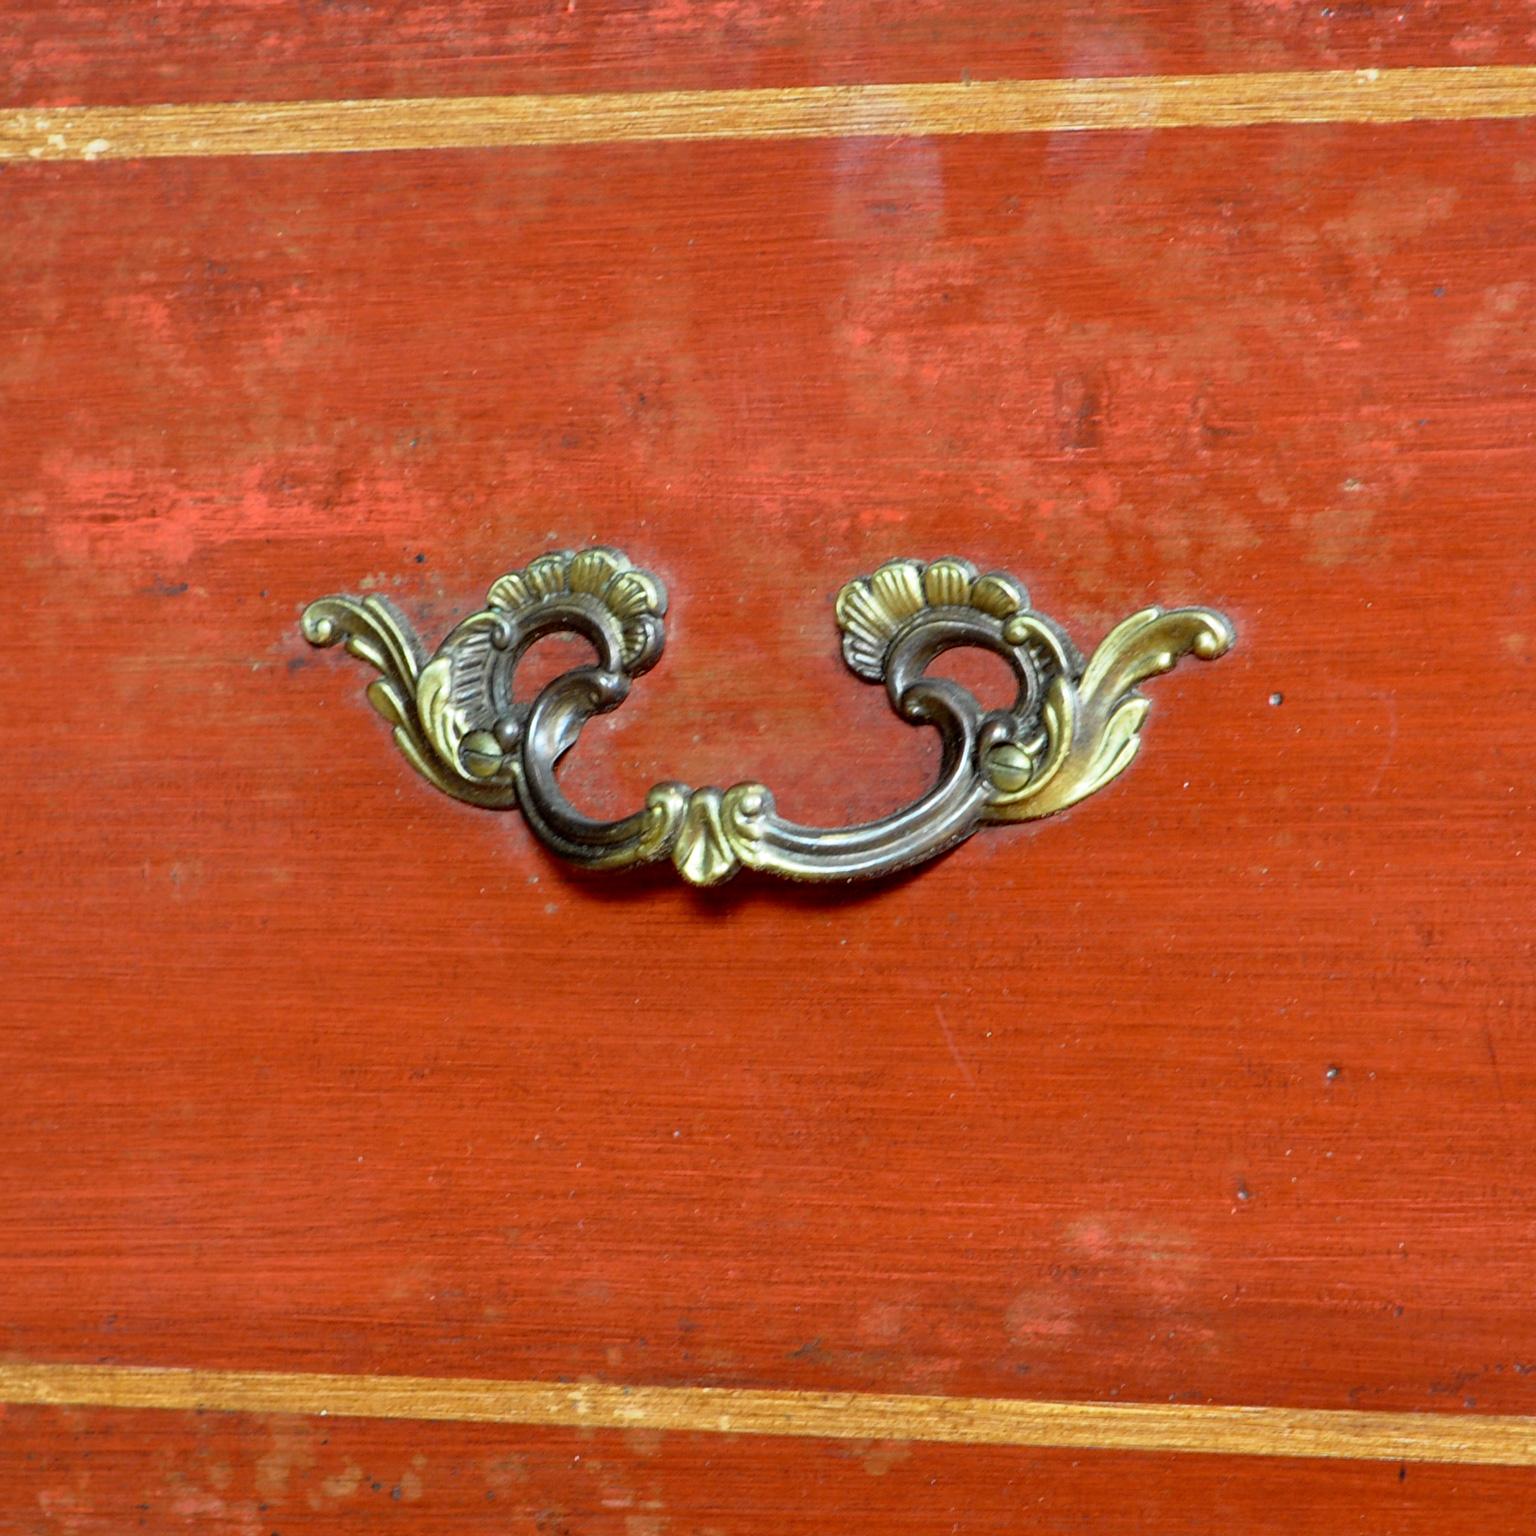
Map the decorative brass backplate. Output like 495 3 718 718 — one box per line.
303 550 1232 885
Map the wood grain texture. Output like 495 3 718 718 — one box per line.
12 1362 1536 1466
7 1405 1536 1535
6 117 1534 1383
6 68 1536 162
4 0 1536 104
3 6 1536 1529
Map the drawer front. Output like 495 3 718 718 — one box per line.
3 7 1535 1530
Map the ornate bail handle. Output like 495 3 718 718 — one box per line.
303 549 1233 886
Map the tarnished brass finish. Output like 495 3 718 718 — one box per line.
303 549 1232 886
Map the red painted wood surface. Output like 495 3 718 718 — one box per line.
5 1407 1536 1535
5 1 1536 105
4 10 1536 1528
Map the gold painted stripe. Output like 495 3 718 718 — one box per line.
3 66 1536 162
5 1362 1536 1466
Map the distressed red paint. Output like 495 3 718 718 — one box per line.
5 1 1536 103
2 16 1536 1533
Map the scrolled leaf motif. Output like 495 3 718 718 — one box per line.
983 605 1236 821
300 592 517 808
303 547 1233 884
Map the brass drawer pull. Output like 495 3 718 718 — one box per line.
303 549 1232 886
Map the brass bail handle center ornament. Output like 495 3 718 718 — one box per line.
303 549 1233 886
